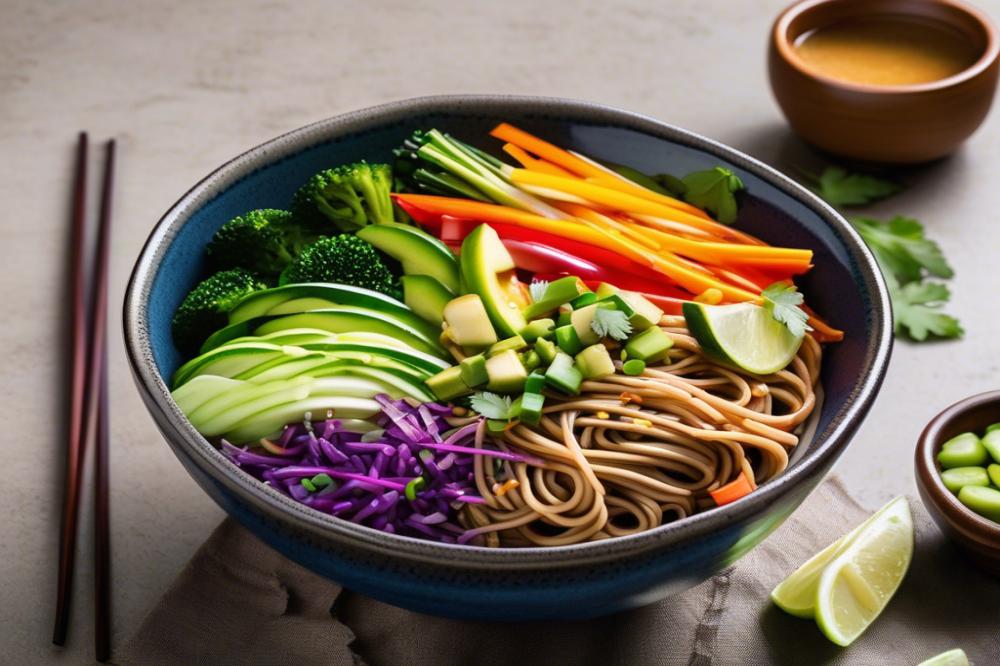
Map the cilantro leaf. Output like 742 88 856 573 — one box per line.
810 167 901 207
529 279 549 303
853 216 953 283
681 167 745 224
762 283 811 338
469 392 514 420
891 279 963 341
591 308 632 341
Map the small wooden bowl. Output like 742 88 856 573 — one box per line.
915 391 1000 575
769 0 1000 163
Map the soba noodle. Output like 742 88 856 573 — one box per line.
460 315 822 547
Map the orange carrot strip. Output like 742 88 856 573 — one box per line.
512 169 759 241
583 174 710 219
559 203 760 302
710 472 754 506
501 144 575 177
490 123 607 178
804 305 845 343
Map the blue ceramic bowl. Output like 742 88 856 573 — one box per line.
124 95 892 620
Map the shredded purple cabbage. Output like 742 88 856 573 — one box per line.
222 395 534 544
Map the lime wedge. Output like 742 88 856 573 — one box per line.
815 496 913 647
770 497 899 618
682 301 803 375
917 649 969 666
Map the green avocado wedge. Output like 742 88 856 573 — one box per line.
226 282 438 340
682 301 803 376
356 222 460 292
460 224 528 337
200 307 448 358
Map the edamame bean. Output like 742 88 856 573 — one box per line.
940 466 990 493
938 432 989 468
957 485 1000 522
988 463 1000 488
982 430 1000 464
985 422 1000 435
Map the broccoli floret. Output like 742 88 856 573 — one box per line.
205 209 316 277
172 269 268 354
291 162 395 231
279 235 396 295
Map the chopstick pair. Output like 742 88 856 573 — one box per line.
52 133 115 662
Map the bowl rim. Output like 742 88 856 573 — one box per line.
772 0 1000 95
124 94 893 568
915 390 1000 541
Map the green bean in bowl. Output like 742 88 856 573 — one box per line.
938 426 1000 523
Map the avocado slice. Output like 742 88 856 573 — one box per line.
443 294 498 350
460 224 528 337
357 222 460 292
401 274 453 327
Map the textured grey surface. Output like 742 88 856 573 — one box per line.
2 0 999 662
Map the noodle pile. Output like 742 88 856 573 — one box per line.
460 315 822 547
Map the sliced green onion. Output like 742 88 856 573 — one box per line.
405 476 427 501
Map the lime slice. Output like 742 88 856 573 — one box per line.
815 496 914 647
917 649 969 666
682 301 803 375
770 497 898 618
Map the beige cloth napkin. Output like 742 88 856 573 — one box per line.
117 477 1000 665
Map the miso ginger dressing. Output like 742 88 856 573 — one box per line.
794 17 979 86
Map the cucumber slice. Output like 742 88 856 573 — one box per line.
228 282 424 329
173 342 285 388
401 274 454 327
223 397 381 444
682 301 803 375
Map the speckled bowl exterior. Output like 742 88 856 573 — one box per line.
124 95 893 619
916 391 1000 575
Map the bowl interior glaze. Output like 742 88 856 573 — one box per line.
126 97 892 602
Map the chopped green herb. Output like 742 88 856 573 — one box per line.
591 307 633 341
311 473 333 488
469 391 514 420
808 167 901 207
852 216 953 283
529 279 549 303
762 283 811 338
404 476 426 501
300 478 317 492
681 167 744 224
890 278 963 341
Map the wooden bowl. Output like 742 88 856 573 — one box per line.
769 0 1000 163
915 391 1000 576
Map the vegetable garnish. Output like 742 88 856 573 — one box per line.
890 280 963 341
469 391 515 420
222 397 537 543
852 216 952 282
806 166 901 207
680 167 745 224
852 216 961 340
762 283 812 338
591 307 632 341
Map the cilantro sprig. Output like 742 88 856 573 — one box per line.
591 308 632 341
468 392 513 420
762 283 811 338
805 166 901 207
681 167 745 224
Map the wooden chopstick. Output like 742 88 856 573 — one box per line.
52 135 116 661
53 132 91 647
92 139 116 662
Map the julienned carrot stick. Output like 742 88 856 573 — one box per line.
490 123 607 179
616 218 812 267
580 173 710 220
804 306 845 343
511 169 749 240
710 472 754 506
559 203 760 302
501 144 574 177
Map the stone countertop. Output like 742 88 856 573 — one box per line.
3 0 999 662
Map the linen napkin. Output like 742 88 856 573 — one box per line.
117 477 1000 665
